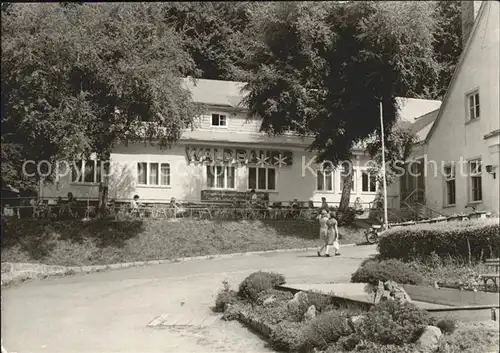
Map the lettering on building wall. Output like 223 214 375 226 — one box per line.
185 146 293 167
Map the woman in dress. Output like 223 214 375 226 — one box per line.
317 209 331 257
328 212 341 256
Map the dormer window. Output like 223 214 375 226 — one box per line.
211 113 227 127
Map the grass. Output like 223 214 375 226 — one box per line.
1 217 367 266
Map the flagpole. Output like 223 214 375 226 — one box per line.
380 101 389 230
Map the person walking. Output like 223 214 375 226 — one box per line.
328 211 341 256
317 209 332 257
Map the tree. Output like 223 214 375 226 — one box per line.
432 0 463 100
243 1 439 212
160 2 254 81
365 126 417 189
1 3 198 212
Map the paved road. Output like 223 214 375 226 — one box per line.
1 245 377 353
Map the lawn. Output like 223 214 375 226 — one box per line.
1 217 367 266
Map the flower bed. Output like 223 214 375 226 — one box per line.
213 271 493 353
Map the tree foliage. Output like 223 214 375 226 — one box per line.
160 1 255 81
1 3 198 207
243 1 439 210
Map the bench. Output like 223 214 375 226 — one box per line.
481 258 500 292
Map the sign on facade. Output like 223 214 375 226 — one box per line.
201 189 269 202
185 146 293 167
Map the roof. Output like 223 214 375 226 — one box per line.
182 77 246 108
424 1 490 144
182 78 441 118
407 109 440 143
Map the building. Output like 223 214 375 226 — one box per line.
391 0 499 217
43 81 441 207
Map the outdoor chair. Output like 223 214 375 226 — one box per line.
482 258 500 292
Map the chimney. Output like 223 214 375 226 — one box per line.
461 1 483 47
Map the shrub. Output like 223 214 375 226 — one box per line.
358 300 431 345
255 288 293 307
238 271 286 302
350 259 424 285
214 289 238 313
336 208 357 226
378 219 500 261
436 318 457 335
270 321 307 352
304 310 354 351
222 300 250 321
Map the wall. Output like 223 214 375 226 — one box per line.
43 141 381 207
425 1 499 215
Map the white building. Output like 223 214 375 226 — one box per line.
43 78 440 207
392 0 499 218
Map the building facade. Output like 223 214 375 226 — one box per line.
43 78 441 207
391 1 499 217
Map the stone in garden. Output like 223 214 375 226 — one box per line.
415 325 442 353
287 291 308 312
263 295 276 306
384 280 412 303
373 281 386 303
348 315 365 331
303 305 316 321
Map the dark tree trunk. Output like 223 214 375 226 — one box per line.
338 176 352 213
97 149 111 216
338 161 353 213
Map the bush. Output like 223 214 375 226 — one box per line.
358 300 431 346
436 318 457 334
304 310 354 350
350 259 424 285
238 271 286 301
255 288 293 306
378 219 500 261
270 321 307 352
336 208 357 226
214 289 238 313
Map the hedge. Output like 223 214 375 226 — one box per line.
378 219 500 261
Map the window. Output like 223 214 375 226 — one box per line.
71 160 101 184
444 164 456 206
317 168 334 191
211 113 227 127
469 160 482 202
207 165 235 189
340 169 356 192
361 171 377 193
467 91 480 120
248 167 276 191
137 162 170 186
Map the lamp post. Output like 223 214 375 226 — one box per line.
379 101 389 230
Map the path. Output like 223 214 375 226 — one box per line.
1 245 377 353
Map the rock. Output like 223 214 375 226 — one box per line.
304 305 316 321
348 315 365 331
415 325 442 353
373 281 386 303
384 280 397 292
383 280 412 303
287 291 308 311
350 315 364 324
263 295 276 306
295 291 308 303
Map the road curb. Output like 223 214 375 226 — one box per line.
1 243 360 287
